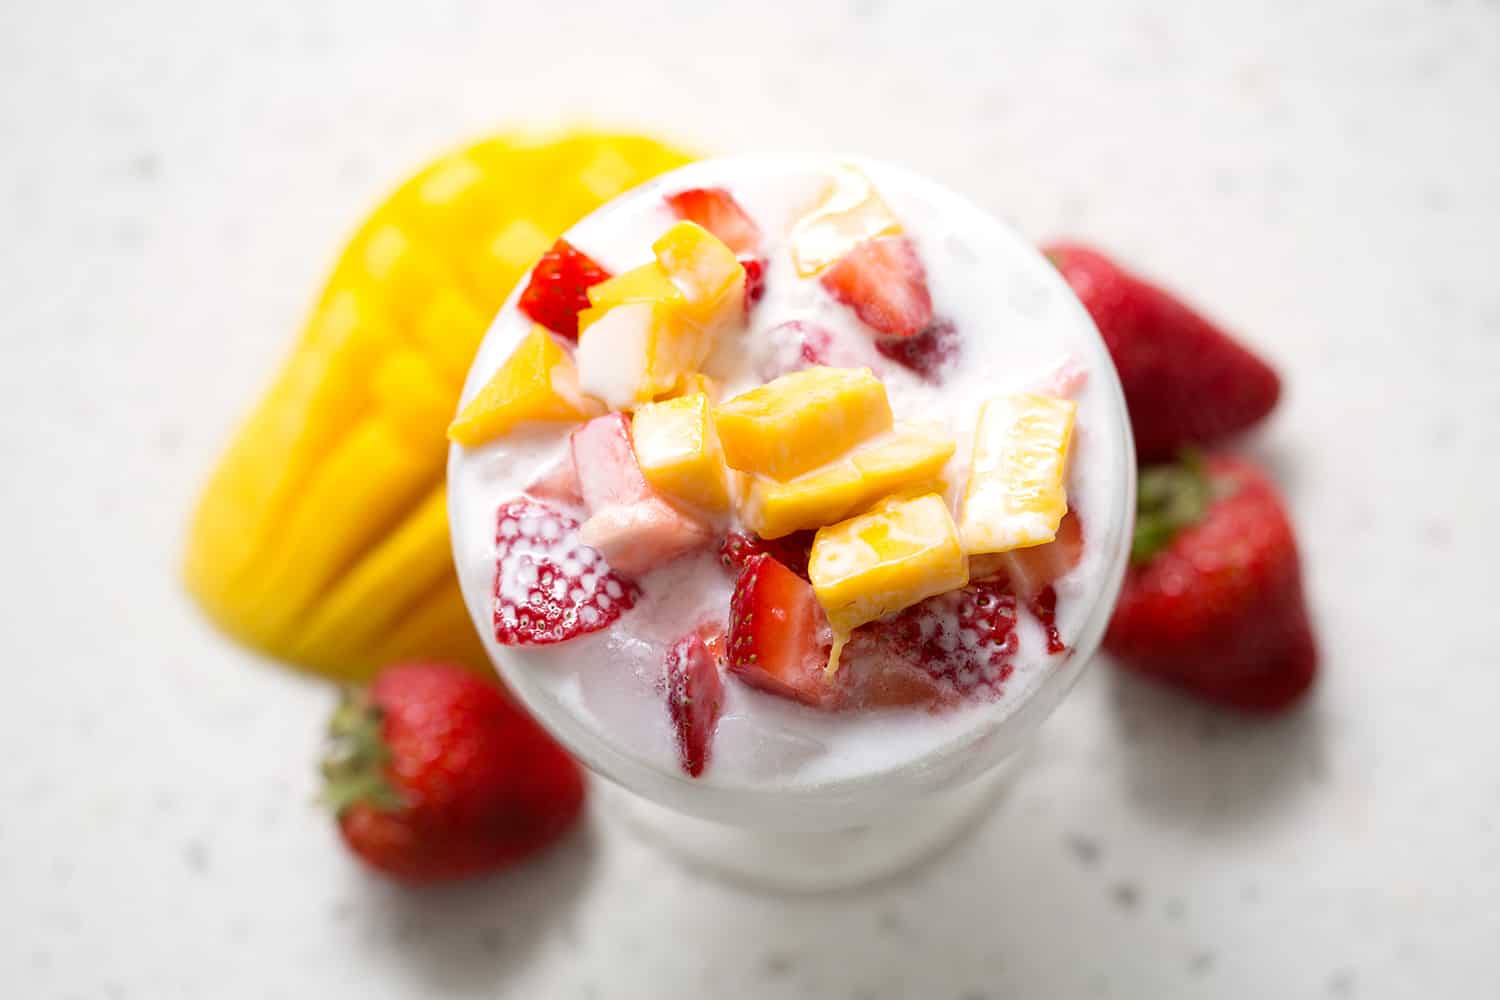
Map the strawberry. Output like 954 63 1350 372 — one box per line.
526 456 583 508
970 509 1085 600
518 238 612 341
492 496 640 645
874 318 958 381
1104 453 1317 713
741 256 766 308
821 235 933 339
664 628 725 777
844 580 1019 707
570 412 651 513
725 554 843 709
717 529 815 580
323 661 584 883
1044 242 1280 461
664 187 761 255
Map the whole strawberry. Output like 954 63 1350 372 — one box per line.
1044 242 1281 461
1105 453 1316 713
323 661 585 883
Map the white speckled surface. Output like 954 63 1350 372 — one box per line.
3 1 1498 997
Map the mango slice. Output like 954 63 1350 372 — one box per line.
447 325 603 446
575 222 744 409
631 393 731 513
959 393 1076 555
789 165 903 276
184 131 694 681
741 424 955 539
809 494 969 668
714 367 893 481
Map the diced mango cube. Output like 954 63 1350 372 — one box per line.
789 165 903 276
741 424 955 538
631 393 731 513
652 221 746 331
714 367 893 481
447 325 603 445
809 493 969 641
659 371 720 403
575 300 702 409
959 393 1076 554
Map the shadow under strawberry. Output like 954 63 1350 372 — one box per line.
337 812 600 992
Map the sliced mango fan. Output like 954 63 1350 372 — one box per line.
183 130 696 682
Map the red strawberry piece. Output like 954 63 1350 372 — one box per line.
323 661 585 883
844 580 1019 707
741 256 767 309
570 412 651 513
821 234 934 339
874 318 959 381
1104 453 1317 713
517 238 612 342
578 496 712 577
725 554 845 710
1044 242 1281 461
971 509 1085 600
492 496 640 645
664 629 725 777
665 187 762 255
717 529 815 580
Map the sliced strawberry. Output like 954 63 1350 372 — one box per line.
741 256 767 310
570 412 651 513
664 629 725 778
579 497 712 577
970 509 1085 599
526 457 583 508
844 580 1019 705
821 235 933 339
665 187 761 255
725 554 843 710
492 497 640 646
518 238 612 341
874 319 958 381
717 530 815 580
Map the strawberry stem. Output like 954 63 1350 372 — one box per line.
1131 450 1212 564
320 689 403 816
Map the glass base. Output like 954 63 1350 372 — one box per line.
600 752 1026 893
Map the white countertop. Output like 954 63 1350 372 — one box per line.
3 1 1498 997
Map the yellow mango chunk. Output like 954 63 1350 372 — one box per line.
789 165 903 276
652 221 746 331
714 367 894 481
448 326 602 446
631 393 731 512
741 424 955 538
574 225 744 409
659 371 720 403
183 130 693 681
959 393 1077 554
810 493 969 657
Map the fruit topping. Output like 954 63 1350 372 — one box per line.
808 493 969 669
518 238 612 341
664 187 762 256
570 412 652 511
970 508 1084 599
821 235 934 340
789 164 902 276
717 530 815 580
575 223 744 409
958 393 1076 555
631 393 731 513
577 496 713 577
525 456 584 508
447 326 605 446
492 496 639 645
726 554 843 710
740 423 955 539
664 628 726 777
714 366 893 481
